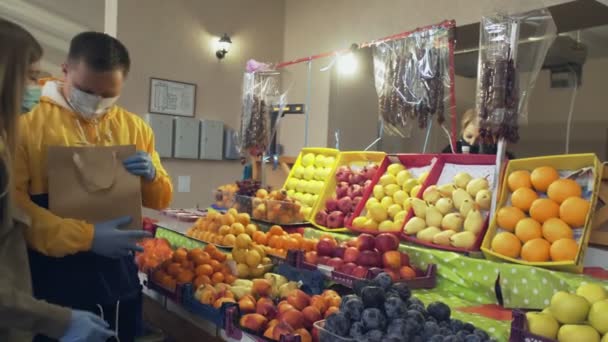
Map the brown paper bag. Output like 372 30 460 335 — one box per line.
48 145 143 229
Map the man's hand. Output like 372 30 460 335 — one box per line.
123 151 156 181
91 217 151 259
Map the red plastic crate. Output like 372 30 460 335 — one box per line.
510 310 556 342
401 154 500 253
346 154 439 235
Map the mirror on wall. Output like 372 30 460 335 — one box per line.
328 23 608 159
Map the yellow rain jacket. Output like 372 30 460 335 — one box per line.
15 81 173 257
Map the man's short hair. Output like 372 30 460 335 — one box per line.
68 31 130 75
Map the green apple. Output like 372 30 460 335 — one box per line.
379 174 397 186
380 197 394 209
602 333 608 342
387 163 405 176
378 220 396 232
362 218 378 230
373 185 385 200
394 211 407 224
550 291 590 324
526 312 559 339
393 190 409 206
301 153 315 167
352 216 367 229
366 198 380 210
384 184 400 197
396 169 412 186
410 184 422 198
577 283 607 304
368 203 388 222
418 171 429 184
589 299 608 334
314 154 326 168
558 324 600 342
322 156 335 168
387 204 402 219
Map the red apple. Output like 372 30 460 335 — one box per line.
336 166 352 183
382 250 402 270
325 198 338 212
333 246 346 259
349 173 365 186
355 234 376 251
338 262 357 275
357 250 381 267
327 257 344 269
337 197 352 213
351 266 369 279
368 267 383 278
400 252 410 266
336 182 349 198
343 247 360 263
327 211 345 228
315 210 328 226
317 256 330 265
348 184 363 198
352 196 363 210
304 251 318 265
316 237 337 256
375 233 400 253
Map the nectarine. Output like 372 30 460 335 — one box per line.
287 290 311 311
382 250 402 270
280 309 305 330
256 297 277 319
240 313 268 333
310 295 328 314
252 279 272 298
302 306 322 328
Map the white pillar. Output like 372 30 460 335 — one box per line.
104 0 118 37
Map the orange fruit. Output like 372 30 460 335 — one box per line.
253 231 267 245
529 198 559 223
218 225 231 236
173 248 188 263
222 234 236 246
211 272 225 284
514 218 542 242
521 238 551 262
176 270 195 284
204 244 218 254
194 275 210 289
559 197 590 227
491 232 522 258
224 274 236 285
212 251 227 263
542 218 573 243
195 264 214 277
530 166 560 192
209 259 222 272
550 238 578 261
268 225 285 236
508 170 532 192
166 262 182 277
511 188 539 212
496 207 526 232
547 179 582 204
285 238 300 250
268 235 281 248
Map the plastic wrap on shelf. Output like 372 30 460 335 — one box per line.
372 21 456 138
476 9 556 144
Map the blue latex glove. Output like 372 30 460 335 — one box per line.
91 216 151 259
123 151 156 181
59 309 115 342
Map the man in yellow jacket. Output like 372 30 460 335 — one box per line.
15 32 173 342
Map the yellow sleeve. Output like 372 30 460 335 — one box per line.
14 119 94 258
141 126 173 210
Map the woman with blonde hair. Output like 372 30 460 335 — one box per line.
0 18 114 341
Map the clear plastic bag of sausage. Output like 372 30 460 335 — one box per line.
475 9 556 144
238 70 288 158
372 22 455 138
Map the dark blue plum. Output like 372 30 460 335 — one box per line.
473 329 489 340
353 279 372 296
444 335 465 342
373 272 393 290
382 335 402 342
409 304 426 315
407 310 425 325
440 327 452 336
429 335 444 342
349 321 366 338
391 282 412 301
384 296 407 320
387 318 407 336
456 331 469 340
365 329 384 342
362 308 387 331
463 323 475 333
422 321 441 340
464 334 482 342
341 297 364 321
325 312 351 337
361 286 386 309
407 297 424 308
427 302 451 322
450 319 464 333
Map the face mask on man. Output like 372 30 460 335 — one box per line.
67 86 119 120
21 85 42 113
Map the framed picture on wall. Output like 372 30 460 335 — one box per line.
149 78 197 117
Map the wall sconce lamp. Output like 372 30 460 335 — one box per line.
216 33 232 59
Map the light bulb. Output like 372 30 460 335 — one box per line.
338 52 357 75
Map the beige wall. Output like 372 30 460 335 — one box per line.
117 0 285 208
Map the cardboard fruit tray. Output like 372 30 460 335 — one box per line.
311 151 386 232
481 153 602 273
347 154 438 235
401 154 500 253
509 310 556 342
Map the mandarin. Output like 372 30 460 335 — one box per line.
195 264 214 277
167 262 182 277
542 218 573 243
211 272 225 284
559 196 590 227
176 270 195 284
194 275 210 289
530 166 560 192
222 234 236 246
218 225 231 236
511 187 539 212
549 238 578 261
268 225 285 236
253 231 267 245
496 207 526 231
210 259 222 272
547 179 582 204
491 232 522 258
529 198 560 223
508 170 532 192
514 218 542 242
521 238 551 262
231 223 245 236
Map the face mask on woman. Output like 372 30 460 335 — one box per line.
67 86 118 120
21 85 41 113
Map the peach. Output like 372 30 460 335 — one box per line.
321 290 339 299
304 251 318 265
263 325 275 340
240 313 268 333
268 319 279 328
295 328 313 342
325 294 341 308
238 295 256 314
324 306 339 318
399 266 416 280
278 301 296 315
287 289 311 311
272 321 294 341
383 268 400 282
256 297 277 319
302 306 322 328
382 250 402 270
214 297 236 309
280 309 305 330
252 279 272 298
310 295 328 314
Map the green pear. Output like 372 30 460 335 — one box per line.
422 185 441 205
435 197 454 215
404 217 427 235
453 172 472 189
475 189 492 210
464 208 484 235
432 230 456 246
589 299 608 335
441 213 463 231
417 226 441 242
466 177 490 197
410 198 427 219
526 312 559 340
459 199 475 217
449 231 476 249
426 205 444 228
602 333 608 342
452 188 473 210
558 324 600 342
438 183 457 197
576 283 607 304
550 291 590 324
542 307 553 315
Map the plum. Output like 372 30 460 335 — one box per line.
422 321 441 340
372 272 393 290
463 323 475 333
407 310 425 325
349 321 365 339
473 329 489 340
361 308 386 331
449 319 464 333
382 335 402 342
440 327 452 336
353 279 372 296
341 297 364 321
365 329 384 342
409 304 426 315
391 282 412 302
407 297 424 308
387 318 408 336
384 296 406 320
429 336 444 342
464 335 482 342
456 331 469 340
325 312 351 337
427 302 451 322
361 286 385 309
444 336 466 342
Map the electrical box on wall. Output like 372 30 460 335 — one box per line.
224 127 239 160
145 114 174 158
199 120 224 160
173 117 200 159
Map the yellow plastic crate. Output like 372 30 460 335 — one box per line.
310 151 387 232
481 153 602 273
282 147 340 221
